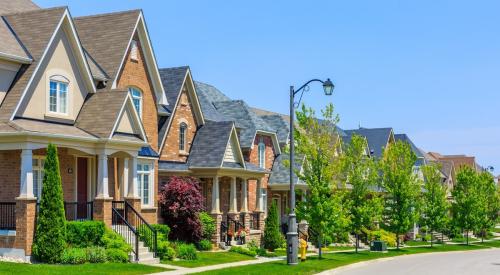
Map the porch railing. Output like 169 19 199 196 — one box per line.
112 206 139 261
220 221 229 246
0 202 16 230
64 201 93 221
124 201 158 258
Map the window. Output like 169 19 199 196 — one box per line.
33 157 45 200
137 161 153 206
49 78 68 114
258 137 265 168
261 188 268 214
128 87 142 117
130 40 139 61
179 123 187 151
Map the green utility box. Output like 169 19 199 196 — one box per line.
370 240 388 252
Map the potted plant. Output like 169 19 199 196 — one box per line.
227 229 234 243
237 228 247 244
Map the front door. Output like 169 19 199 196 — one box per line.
77 158 88 219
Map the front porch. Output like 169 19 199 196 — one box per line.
0 143 150 257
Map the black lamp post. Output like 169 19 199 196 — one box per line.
287 78 334 265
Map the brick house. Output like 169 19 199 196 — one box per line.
0 3 166 259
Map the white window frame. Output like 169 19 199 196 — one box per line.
128 87 143 118
130 40 139 61
48 76 69 115
137 160 154 207
33 156 45 201
179 123 187 152
258 137 266 168
261 188 268 215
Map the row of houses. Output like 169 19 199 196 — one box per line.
0 1 489 259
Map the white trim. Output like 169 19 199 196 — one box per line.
0 52 32 64
109 93 148 142
10 9 96 121
111 12 167 105
219 124 246 169
252 130 282 155
137 159 154 207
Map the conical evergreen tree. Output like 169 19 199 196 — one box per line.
32 144 66 263
263 201 284 251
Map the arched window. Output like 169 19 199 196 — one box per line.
179 122 187 151
48 75 69 114
258 137 265 168
128 87 142 117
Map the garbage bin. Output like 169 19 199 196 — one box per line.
370 240 387 252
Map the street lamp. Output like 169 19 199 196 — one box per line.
287 78 334 265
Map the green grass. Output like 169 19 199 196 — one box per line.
320 246 357 252
492 227 500 233
404 240 430 246
161 251 255 268
451 237 479 243
0 262 168 275
195 244 491 275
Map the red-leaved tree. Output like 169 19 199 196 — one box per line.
159 176 205 242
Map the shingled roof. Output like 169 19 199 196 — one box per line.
0 0 39 15
194 81 231 122
187 121 235 168
74 10 140 82
0 7 67 121
0 19 31 62
259 114 289 145
268 153 304 185
394 133 427 166
344 127 393 158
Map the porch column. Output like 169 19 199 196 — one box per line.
211 176 220 214
121 158 129 199
256 179 263 212
94 152 112 227
240 178 248 213
125 156 140 221
229 177 238 213
19 149 34 198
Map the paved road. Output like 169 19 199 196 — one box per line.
323 248 500 275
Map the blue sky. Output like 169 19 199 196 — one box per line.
37 0 500 171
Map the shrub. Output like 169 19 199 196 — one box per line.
176 243 197 260
156 240 171 259
263 202 284 251
159 176 204 242
199 212 216 240
102 228 131 253
61 248 87 264
423 234 432 241
152 224 171 240
197 239 212 251
365 229 397 247
229 246 257 257
32 144 67 263
105 248 129 263
86 246 107 263
164 246 176 260
66 221 105 248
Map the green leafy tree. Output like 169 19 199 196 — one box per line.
339 134 383 253
452 166 481 245
380 140 421 249
421 163 450 247
475 171 500 242
295 104 349 259
263 201 284 251
32 144 67 263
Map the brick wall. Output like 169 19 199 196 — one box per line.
160 89 198 162
0 150 20 201
116 33 158 152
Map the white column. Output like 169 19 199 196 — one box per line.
240 178 248 212
256 179 263 212
229 177 238 213
211 177 220 213
96 153 109 198
122 158 129 198
19 149 34 198
128 156 138 198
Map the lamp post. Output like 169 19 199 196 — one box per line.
287 78 334 265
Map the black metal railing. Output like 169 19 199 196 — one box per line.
227 216 246 244
249 212 260 230
112 207 138 261
64 201 93 221
124 201 158 258
0 202 16 230
220 221 229 246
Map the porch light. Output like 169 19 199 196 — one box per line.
323 78 334 96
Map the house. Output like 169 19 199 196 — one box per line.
427 152 481 172
0 2 166 259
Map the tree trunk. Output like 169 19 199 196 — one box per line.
430 233 433 247
355 233 359 253
318 233 323 259
396 234 400 249
466 230 469 245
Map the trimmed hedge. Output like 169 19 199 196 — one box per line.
229 246 257 257
196 239 212 251
176 243 197 260
66 221 106 248
199 212 216 240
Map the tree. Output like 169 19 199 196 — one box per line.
158 176 204 243
263 202 284 251
475 171 500 242
339 134 383 253
380 140 421 249
295 104 349 259
421 163 450 247
452 167 481 245
32 144 67 263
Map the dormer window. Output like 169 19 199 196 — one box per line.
258 137 265 168
179 122 187 152
130 40 139 61
49 76 69 115
128 87 142 118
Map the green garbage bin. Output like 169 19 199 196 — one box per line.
370 240 387 252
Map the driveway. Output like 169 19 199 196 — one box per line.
322 248 500 275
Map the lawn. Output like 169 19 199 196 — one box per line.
0 262 168 275
195 244 490 275
320 246 357 252
161 251 256 268
404 240 430 246
493 227 500 233
450 237 479 243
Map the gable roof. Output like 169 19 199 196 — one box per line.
268 153 305 185
0 18 31 63
394 133 426 165
188 121 238 168
159 66 189 107
0 0 39 15
259 114 290 145
194 81 231 122
344 127 393 158
0 7 67 121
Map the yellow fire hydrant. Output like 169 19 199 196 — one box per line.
299 237 308 261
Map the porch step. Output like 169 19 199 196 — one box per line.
112 224 159 264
